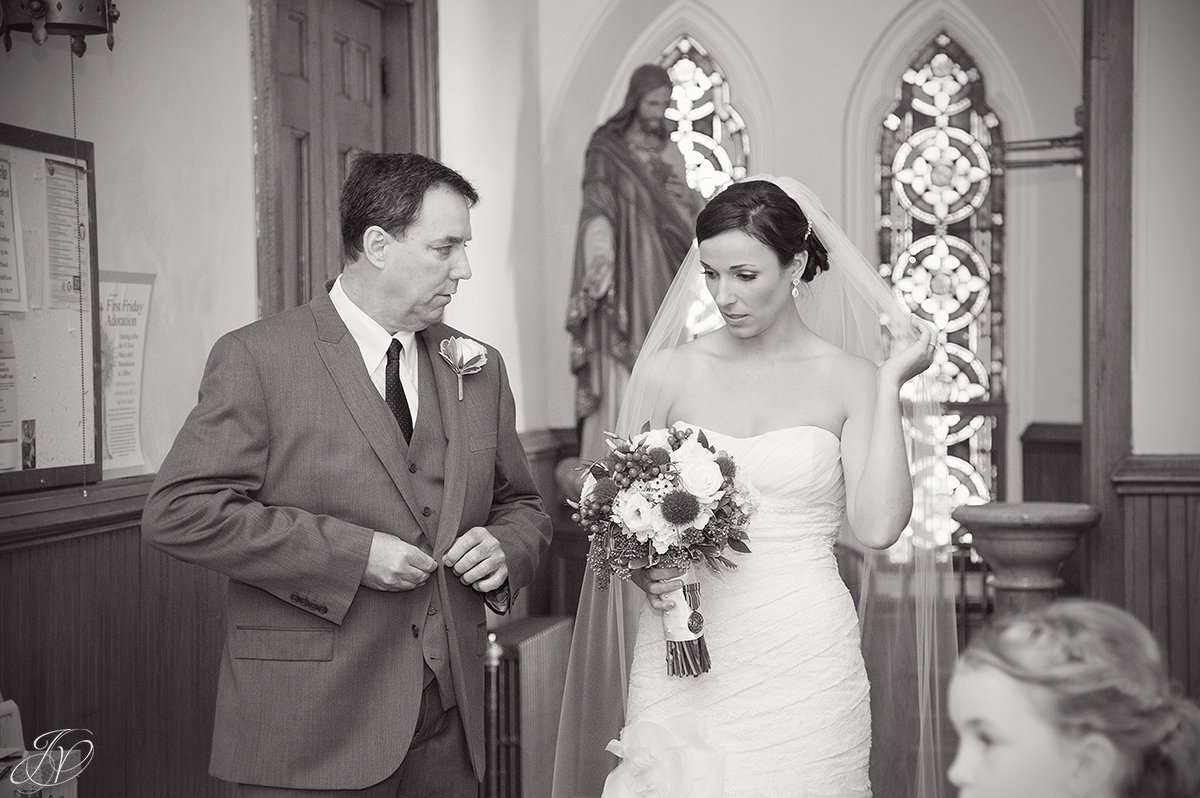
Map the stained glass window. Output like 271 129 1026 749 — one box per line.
657 35 749 199
879 32 1006 547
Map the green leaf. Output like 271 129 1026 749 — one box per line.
640 420 652 433
727 538 751 554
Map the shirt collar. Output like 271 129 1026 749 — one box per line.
329 275 417 373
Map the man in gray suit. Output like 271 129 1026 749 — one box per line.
142 153 552 796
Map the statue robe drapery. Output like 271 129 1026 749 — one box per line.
566 128 694 461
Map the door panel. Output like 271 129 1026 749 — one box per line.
256 0 439 317
277 0 383 306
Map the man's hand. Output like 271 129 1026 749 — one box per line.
443 526 508 593
362 532 437 591
630 565 687 612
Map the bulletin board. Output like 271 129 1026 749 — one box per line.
0 123 102 493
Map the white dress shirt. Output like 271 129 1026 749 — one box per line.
329 275 419 423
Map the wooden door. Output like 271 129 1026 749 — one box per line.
275 0 382 308
254 0 440 316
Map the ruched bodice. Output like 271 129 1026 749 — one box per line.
722 424 845 537
624 424 871 797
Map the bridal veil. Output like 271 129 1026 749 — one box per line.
552 176 958 798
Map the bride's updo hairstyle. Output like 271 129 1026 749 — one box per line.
695 180 831 282
959 599 1200 798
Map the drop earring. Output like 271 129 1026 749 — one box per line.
791 274 802 298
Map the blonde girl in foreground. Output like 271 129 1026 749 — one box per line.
949 599 1200 798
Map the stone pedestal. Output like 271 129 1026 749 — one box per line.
952 502 1099 616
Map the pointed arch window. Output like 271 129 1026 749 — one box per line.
656 34 749 199
879 32 1006 546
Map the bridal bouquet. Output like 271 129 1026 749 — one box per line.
572 423 756 676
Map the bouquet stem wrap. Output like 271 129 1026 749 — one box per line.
659 566 710 677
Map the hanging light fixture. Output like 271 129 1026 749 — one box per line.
1 0 119 57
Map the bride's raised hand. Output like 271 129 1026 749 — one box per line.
878 315 937 390
630 565 687 612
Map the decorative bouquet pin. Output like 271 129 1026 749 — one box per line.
572 423 755 676
438 336 487 400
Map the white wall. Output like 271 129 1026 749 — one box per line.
0 0 258 471
1132 0 1200 454
438 0 547 431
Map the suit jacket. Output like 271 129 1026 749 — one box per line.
141 289 553 789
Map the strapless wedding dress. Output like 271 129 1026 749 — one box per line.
624 424 871 797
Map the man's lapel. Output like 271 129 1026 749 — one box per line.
310 291 431 536
421 324 469 555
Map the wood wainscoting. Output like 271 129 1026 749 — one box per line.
1020 425 1197 698
1115 456 1200 699
0 475 233 797
0 428 581 796
1021 422 1083 504
1022 423 1084 596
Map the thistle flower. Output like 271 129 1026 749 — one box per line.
591 477 620 505
660 489 701 527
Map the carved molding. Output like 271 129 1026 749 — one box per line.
1114 455 1200 493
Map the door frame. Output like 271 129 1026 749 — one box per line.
1081 0 1133 603
250 0 440 317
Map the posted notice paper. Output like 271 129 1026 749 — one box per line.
98 271 154 477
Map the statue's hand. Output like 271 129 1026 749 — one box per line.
584 254 614 300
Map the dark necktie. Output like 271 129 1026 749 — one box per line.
385 339 414 444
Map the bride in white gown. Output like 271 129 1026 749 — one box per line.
553 177 956 798
627 425 872 795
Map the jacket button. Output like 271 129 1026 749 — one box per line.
411 624 419 638
422 507 432 517
409 463 418 473
317 605 328 614
427 606 437 616
290 593 300 603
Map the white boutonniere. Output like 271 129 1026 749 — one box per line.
439 336 488 401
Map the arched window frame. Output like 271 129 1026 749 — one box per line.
879 32 1007 544
656 34 749 199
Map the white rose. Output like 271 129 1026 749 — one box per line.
677 459 724 503
670 437 714 465
633 427 672 450
462 338 487 360
580 473 597 502
650 516 682 553
620 493 656 539
445 335 487 364
609 489 626 523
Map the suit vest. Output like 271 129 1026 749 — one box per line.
407 337 455 710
